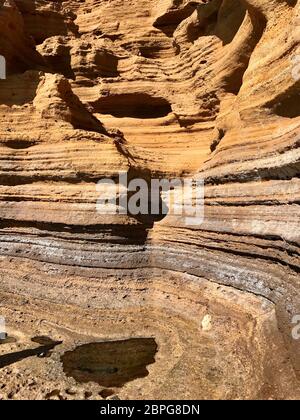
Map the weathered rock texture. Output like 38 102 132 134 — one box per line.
0 0 299 400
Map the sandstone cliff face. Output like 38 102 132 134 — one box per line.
0 0 299 400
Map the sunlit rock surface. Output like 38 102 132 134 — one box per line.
0 0 299 400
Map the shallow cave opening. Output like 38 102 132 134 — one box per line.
61 338 158 388
0 72 41 106
138 44 172 59
4 140 36 150
185 0 246 45
222 10 267 95
91 94 172 119
93 50 119 78
42 47 75 80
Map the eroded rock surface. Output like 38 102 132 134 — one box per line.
0 0 299 400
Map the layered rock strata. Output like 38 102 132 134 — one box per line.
0 0 299 400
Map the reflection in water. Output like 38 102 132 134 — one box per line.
61 338 157 388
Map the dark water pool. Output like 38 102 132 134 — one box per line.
61 338 157 388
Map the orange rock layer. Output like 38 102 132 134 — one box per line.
0 0 299 400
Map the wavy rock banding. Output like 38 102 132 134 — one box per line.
0 0 299 400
